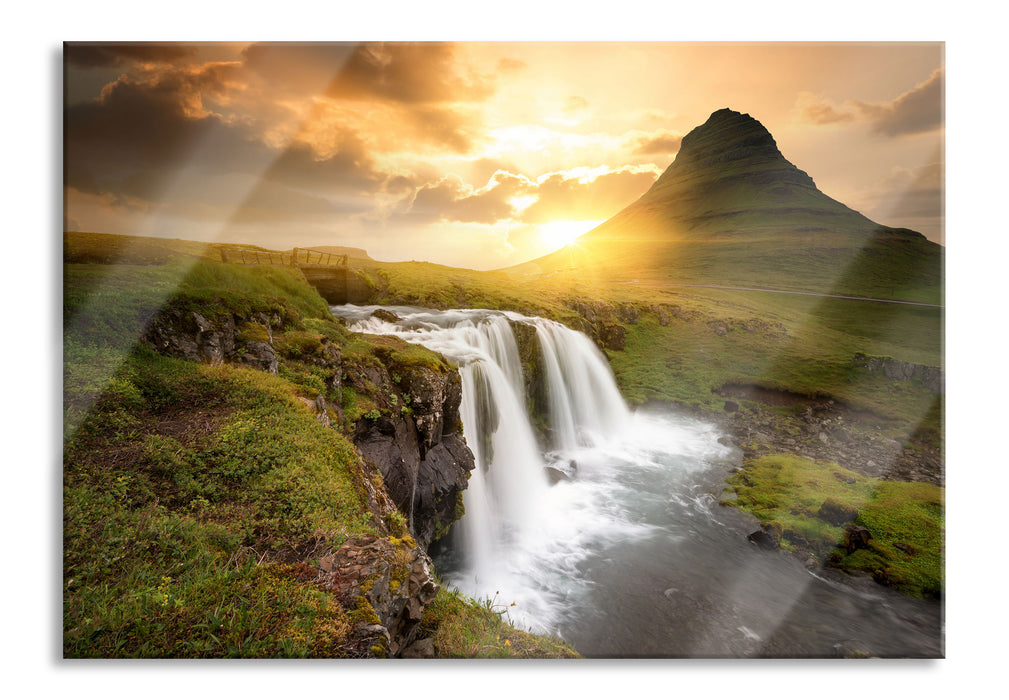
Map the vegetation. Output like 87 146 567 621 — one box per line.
63 233 567 658
724 455 943 599
416 588 579 658
63 227 944 656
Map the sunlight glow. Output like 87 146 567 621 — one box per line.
510 195 538 212
538 220 601 250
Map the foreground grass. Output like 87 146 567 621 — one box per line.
417 588 579 658
63 348 377 657
724 455 943 599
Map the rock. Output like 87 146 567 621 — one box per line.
318 534 439 657
399 366 462 454
371 308 401 323
351 364 474 549
545 466 572 485
599 323 626 351
747 522 782 550
238 340 279 374
853 353 944 394
817 497 858 526
723 400 739 413
400 637 435 659
143 308 237 363
843 524 873 554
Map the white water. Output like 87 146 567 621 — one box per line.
331 304 943 657
331 304 732 632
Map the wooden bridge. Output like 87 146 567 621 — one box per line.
220 246 369 304
220 247 348 268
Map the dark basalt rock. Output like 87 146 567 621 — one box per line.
349 360 474 550
747 522 782 550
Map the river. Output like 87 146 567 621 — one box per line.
330 304 943 658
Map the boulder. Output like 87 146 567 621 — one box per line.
238 341 279 374
843 524 873 554
371 308 401 323
318 534 439 657
747 522 782 550
143 309 236 363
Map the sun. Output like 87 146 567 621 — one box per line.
538 220 601 251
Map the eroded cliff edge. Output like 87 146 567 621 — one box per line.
142 303 474 656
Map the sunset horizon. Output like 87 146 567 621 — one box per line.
64 41 943 270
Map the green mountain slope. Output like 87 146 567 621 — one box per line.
519 108 942 304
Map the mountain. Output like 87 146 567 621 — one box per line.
518 108 942 303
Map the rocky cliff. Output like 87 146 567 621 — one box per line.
142 303 475 655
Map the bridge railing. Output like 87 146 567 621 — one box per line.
221 247 348 267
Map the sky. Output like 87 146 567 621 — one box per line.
63 41 944 269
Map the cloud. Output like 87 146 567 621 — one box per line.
407 171 533 224
795 92 856 126
520 166 659 223
401 165 660 228
241 42 357 96
855 69 944 137
65 42 198 68
64 64 386 226
796 69 943 137
326 43 496 105
625 128 684 156
869 161 943 220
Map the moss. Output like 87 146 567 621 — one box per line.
348 595 381 626
726 454 943 599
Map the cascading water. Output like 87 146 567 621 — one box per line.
331 304 942 658
332 304 643 627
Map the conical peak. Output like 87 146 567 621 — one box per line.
646 108 814 194
673 108 783 169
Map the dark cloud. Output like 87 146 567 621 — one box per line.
326 43 495 104
241 43 357 96
798 69 943 136
520 168 657 223
856 69 944 137
65 67 385 220
65 42 197 68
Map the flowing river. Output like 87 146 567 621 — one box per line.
330 304 943 658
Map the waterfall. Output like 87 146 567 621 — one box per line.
332 304 634 628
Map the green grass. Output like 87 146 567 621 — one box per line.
416 587 580 658
63 348 378 657
725 455 943 599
